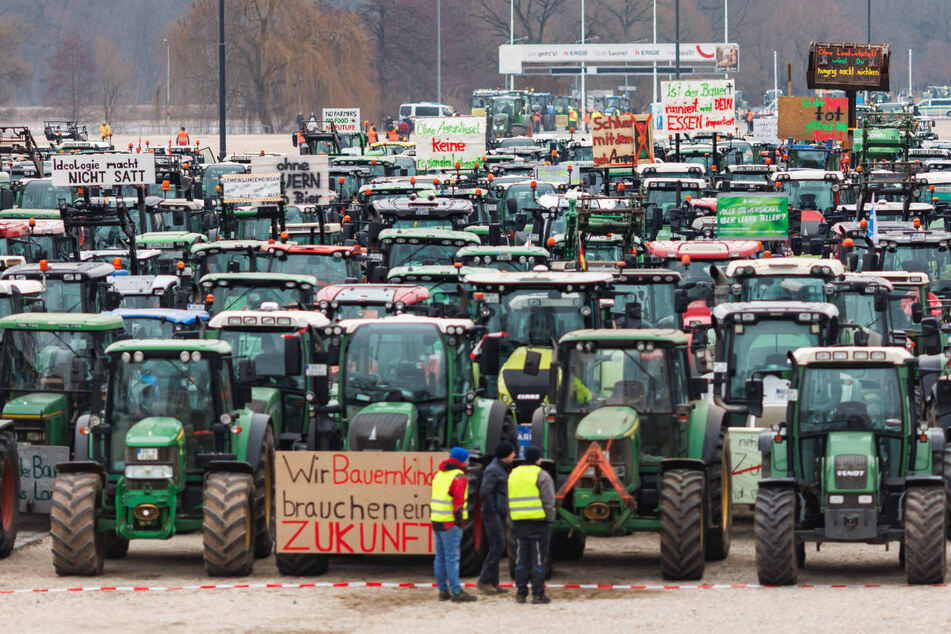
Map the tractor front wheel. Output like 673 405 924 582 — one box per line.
253 427 276 558
50 473 105 576
276 553 330 576
659 469 706 580
942 446 951 540
754 486 798 585
705 440 733 561
0 431 20 558
203 472 255 576
904 486 946 584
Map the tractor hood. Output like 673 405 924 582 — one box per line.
125 417 184 448
822 432 877 493
348 402 418 451
2 392 67 419
575 406 639 441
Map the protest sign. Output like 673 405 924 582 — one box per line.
252 155 331 206
413 117 486 171
777 96 849 146
592 113 653 168
17 445 68 513
716 193 789 240
661 79 736 133
51 153 156 187
752 116 779 143
322 108 361 133
534 164 580 185
728 429 761 505
277 451 447 555
221 172 283 204
807 42 890 92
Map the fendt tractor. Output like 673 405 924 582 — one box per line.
50 339 276 576
754 347 946 585
531 329 730 580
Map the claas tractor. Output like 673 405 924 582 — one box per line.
754 346 946 585
533 329 730 580
51 339 276 576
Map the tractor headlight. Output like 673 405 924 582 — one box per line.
124 464 173 480
828 495 844 505
88 415 101 427
179 351 190 363
219 414 233 425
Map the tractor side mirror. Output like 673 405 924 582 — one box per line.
623 302 642 328
912 301 924 324
284 334 303 375
921 316 941 355
514 212 528 232
861 250 876 271
235 359 255 407
689 376 708 400
488 223 503 246
505 197 519 218
0 189 14 210
847 252 859 271
873 290 887 313
746 376 764 418
173 209 185 226
668 206 682 234
104 290 121 310
673 288 689 314
481 336 501 377
310 350 330 405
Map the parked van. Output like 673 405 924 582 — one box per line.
915 98 951 117
398 102 453 119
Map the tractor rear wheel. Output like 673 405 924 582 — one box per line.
0 431 20 558
50 473 104 576
754 486 798 585
276 553 330 576
659 469 706 580
904 486 946 584
253 427 276 558
203 472 255 576
705 438 733 561
459 470 487 577
942 446 951 540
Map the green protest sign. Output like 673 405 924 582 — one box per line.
716 194 789 240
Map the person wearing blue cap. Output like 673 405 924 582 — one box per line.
430 446 476 602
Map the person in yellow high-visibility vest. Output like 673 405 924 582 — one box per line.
430 447 477 602
508 445 555 604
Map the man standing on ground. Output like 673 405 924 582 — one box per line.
176 126 190 146
509 445 554 604
477 441 515 595
431 447 477 602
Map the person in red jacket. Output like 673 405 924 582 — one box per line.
430 447 477 602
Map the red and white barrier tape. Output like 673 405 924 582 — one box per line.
0 581 944 595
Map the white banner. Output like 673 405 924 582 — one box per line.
252 155 331 206
661 79 736 134
221 172 283 204
753 117 779 143
412 117 486 171
51 153 156 187
534 164 580 185
322 108 361 134
500 42 739 74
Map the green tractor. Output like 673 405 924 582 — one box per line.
51 339 276 576
534 329 730 579
754 346 946 585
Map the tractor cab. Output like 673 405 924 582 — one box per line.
0 218 72 262
723 257 844 303
199 272 318 313
190 240 268 278
719 164 777 193
135 231 207 275
3 261 117 312
111 307 208 339
106 274 182 310
150 199 219 238
455 245 550 272
0 312 123 447
466 270 611 419
755 346 946 585
875 271 944 354
81 249 163 276
386 265 481 318
641 178 706 240
370 197 474 231
0 279 43 318
263 243 363 285
608 269 682 330
829 273 893 345
772 169 844 220
315 283 430 321
375 227 479 276
872 229 951 300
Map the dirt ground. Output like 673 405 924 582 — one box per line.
4 516 951 633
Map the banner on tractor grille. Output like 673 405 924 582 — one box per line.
534 164 580 185
592 113 654 168
322 108 361 134
412 117 486 171
716 193 789 240
251 155 331 206
752 116 779 144
220 172 283 204
18 445 69 513
276 451 448 555
777 96 850 147
51 153 156 187
661 79 736 133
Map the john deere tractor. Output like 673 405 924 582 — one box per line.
50 339 276 576
533 329 730 580
754 346 946 585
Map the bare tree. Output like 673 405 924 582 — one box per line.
95 38 129 122
0 17 33 105
472 0 568 43
45 35 96 121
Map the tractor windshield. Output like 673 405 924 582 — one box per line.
212 283 311 311
2 329 98 393
563 346 676 414
268 253 352 284
887 287 927 332
19 181 72 208
835 292 888 342
200 250 261 274
108 356 215 471
386 241 459 268
489 289 593 352
882 245 951 290
779 180 836 213
342 323 447 418
218 329 304 391
122 317 177 339
6 236 73 262
611 283 678 328
726 320 819 401
43 279 87 313
798 366 904 434
741 276 827 302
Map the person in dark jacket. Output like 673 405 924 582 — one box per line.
509 445 555 604
431 447 477 602
477 441 516 594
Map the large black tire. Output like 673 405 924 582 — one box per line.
705 438 733 561
754 486 798 585
50 473 105 576
0 431 20 558
276 553 330 576
551 530 585 560
459 469 486 577
103 534 130 559
253 427 276 558
659 469 706 580
203 472 255 576
484 402 514 459
943 446 951 540
904 486 946 584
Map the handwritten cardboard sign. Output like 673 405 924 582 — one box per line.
413 117 486 171
807 42 890 92
752 116 779 144
661 79 736 133
778 96 850 146
220 172 283 204
728 429 762 505
18 445 68 512
276 451 448 555
592 113 654 167
252 155 330 206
